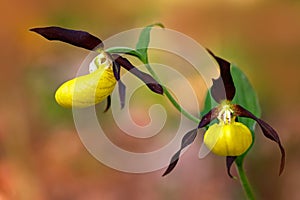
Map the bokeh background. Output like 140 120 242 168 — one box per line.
1 0 300 199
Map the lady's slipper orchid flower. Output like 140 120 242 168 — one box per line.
54 51 117 108
163 49 285 178
30 26 163 109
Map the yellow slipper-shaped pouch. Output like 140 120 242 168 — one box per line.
204 121 252 156
55 52 117 108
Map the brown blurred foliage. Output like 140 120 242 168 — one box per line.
1 0 300 199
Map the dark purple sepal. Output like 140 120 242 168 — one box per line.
118 81 126 109
198 107 219 128
104 95 111 112
30 26 103 50
162 151 180 177
206 49 236 102
112 60 126 109
162 128 198 176
234 104 285 175
112 55 164 95
111 55 121 81
226 156 237 178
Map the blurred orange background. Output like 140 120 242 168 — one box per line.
1 0 300 199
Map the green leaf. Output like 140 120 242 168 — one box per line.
106 47 143 59
231 65 261 131
201 90 218 119
135 23 164 63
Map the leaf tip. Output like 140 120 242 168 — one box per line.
152 22 165 29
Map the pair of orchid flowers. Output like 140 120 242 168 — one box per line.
31 26 285 178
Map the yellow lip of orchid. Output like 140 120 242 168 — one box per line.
204 101 252 156
204 121 253 156
55 52 117 108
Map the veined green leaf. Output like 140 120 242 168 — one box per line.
135 23 164 63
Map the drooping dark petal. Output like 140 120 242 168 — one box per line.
234 104 285 175
111 55 164 95
206 49 236 102
118 80 126 109
30 26 103 50
256 118 285 175
162 128 198 176
162 151 180 177
111 56 121 81
198 107 219 128
112 60 126 109
104 95 111 112
226 156 237 178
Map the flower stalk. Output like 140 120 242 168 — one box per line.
236 158 255 200
143 62 200 124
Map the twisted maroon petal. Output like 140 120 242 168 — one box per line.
112 59 126 109
112 55 163 95
226 156 237 178
234 104 285 175
162 129 198 176
198 107 219 128
103 96 111 112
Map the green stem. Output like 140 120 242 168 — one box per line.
142 58 200 124
107 47 199 123
236 160 255 200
